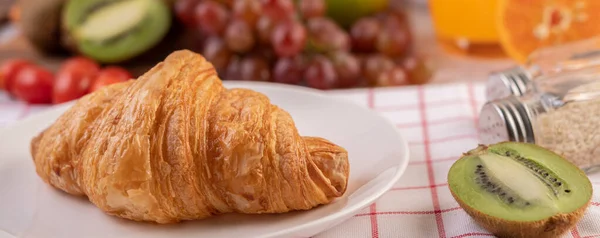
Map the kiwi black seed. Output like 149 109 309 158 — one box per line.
470 148 571 202
448 142 592 238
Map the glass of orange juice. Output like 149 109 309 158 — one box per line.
428 0 502 56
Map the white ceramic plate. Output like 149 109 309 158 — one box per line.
0 81 409 238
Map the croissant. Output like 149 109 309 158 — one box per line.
29 50 350 224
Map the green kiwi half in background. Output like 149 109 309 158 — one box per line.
62 0 172 63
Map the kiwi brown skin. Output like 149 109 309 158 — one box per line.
18 0 69 55
450 189 589 238
449 142 593 238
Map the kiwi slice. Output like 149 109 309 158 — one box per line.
62 0 171 63
448 142 592 238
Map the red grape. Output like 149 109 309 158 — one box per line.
225 56 242 80
374 66 409 87
376 15 411 57
202 37 233 74
372 12 388 22
232 0 262 26
306 17 350 53
272 55 305 85
328 30 351 52
300 0 325 19
350 17 381 52
363 54 394 84
175 0 202 27
331 51 361 88
215 0 234 8
387 6 410 24
239 56 271 81
256 16 278 45
225 20 256 53
195 0 230 35
271 20 307 57
306 17 338 34
403 56 433 84
261 0 295 20
305 55 337 90
251 46 278 63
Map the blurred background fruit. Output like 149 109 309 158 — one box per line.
17 0 66 54
428 0 600 63
6 0 598 99
167 0 429 89
0 0 431 96
496 0 600 63
0 0 599 117
429 0 499 46
62 0 172 63
90 66 132 92
0 55 133 104
11 64 54 104
52 56 99 103
0 58 33 91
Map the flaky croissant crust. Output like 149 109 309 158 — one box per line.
30 50 349 224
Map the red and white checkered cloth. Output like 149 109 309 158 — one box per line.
1 82 600 238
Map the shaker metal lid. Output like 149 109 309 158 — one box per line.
478 96 535 145
485 66 532 101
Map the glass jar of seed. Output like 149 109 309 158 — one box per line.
478 65 600 173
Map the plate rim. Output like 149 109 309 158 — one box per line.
0 81 410 238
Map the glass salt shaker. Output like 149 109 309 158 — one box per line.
478 65 600 173
485 36 600 101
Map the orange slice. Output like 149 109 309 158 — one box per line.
497 0 600 63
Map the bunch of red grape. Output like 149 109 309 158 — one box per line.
174 0 432 89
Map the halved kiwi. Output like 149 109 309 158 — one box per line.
62 0 171 63
448 142 592 238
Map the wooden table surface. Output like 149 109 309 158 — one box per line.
0 1 517 85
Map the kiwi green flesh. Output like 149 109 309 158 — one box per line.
448 142 592 222
63 0 171 63
74 0 150 42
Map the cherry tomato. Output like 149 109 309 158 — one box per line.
0 59 34 94
90 67 132 92
52 57 100 103
12 65 54 104
60 57 100 72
